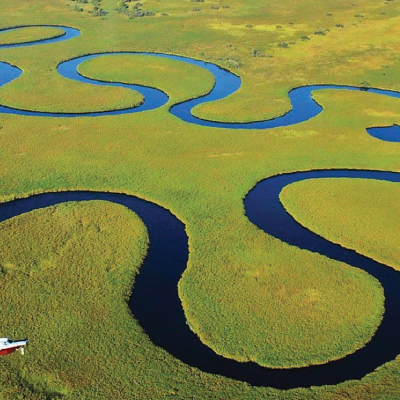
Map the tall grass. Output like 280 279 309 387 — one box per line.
281 178 400 272
1 0 400 398
0 27 65 46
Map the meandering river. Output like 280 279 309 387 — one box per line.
1 25 400 389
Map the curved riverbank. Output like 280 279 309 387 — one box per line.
0 25 80 49
1 25 400 136
2 169 400 388
1 24 400 389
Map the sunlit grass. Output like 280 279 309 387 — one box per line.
1 0 400 398
0 201 149 399
0 27 65 46
281 178 400 271
79 54 215 106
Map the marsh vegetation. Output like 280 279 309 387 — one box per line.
1 0 400 398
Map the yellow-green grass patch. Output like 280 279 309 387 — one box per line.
281 178 400 271
0 65 143 114
0 201 150 399
78 54 215 105
0 27 65 46
181 220 384 368
1 0 400 397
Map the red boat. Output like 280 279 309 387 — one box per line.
0 338 28 356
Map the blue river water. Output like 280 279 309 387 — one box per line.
1 25 400 134
1 25 400 389
2 170 400 389
367 125 400 142
0 25 80 49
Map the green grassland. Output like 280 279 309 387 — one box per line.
0 27 65 46
1 0 400 398
281 179 400 272
78 54 215 106
0 201 150 399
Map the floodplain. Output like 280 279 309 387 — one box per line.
1 0 400 398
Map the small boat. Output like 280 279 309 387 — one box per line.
0 337 29 356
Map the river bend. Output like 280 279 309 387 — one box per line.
0 25 400 134
1 25 400 389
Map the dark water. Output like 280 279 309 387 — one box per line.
367 125 400 142
2 170 400 388
2 25 400 388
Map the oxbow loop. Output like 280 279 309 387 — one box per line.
0 25 399 136
2 170 400 389
1 24 400 390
